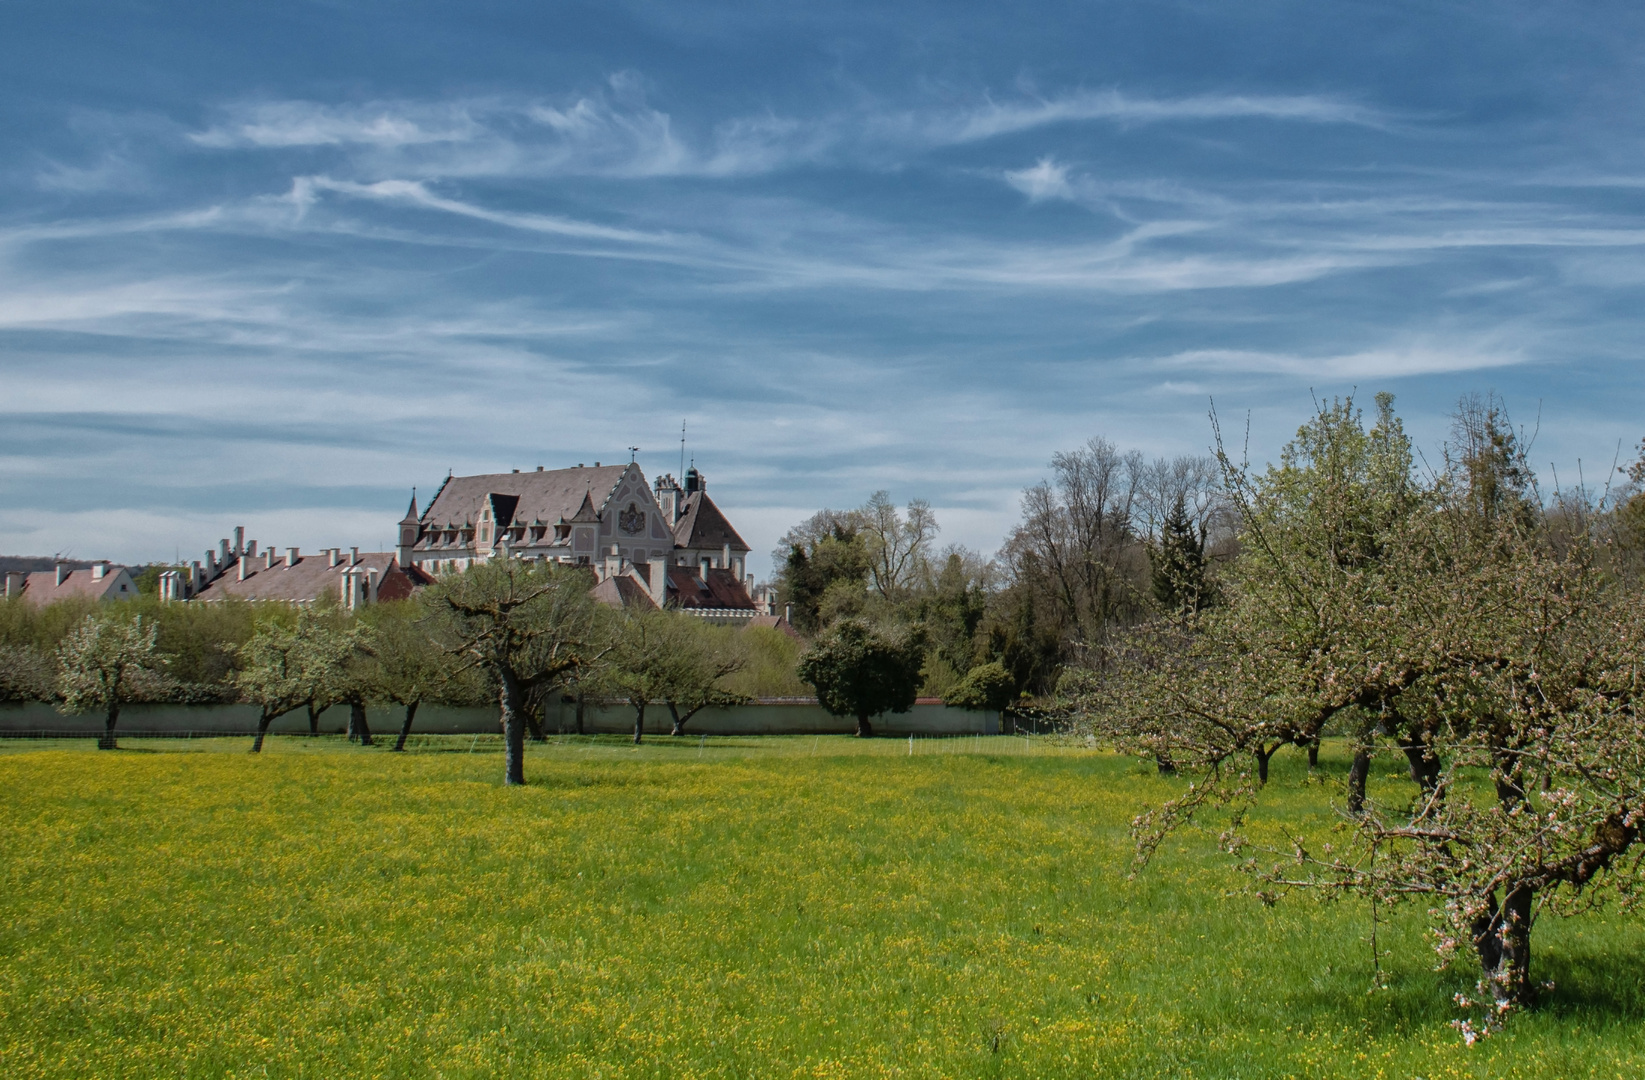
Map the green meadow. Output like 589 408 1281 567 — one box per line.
1 736 1640 1079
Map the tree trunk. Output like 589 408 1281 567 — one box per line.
98 701 120 750
351 702 373 746
669 702 685 737
1347 748 1371 814
393 700 419 752
308 703 321 736
1254 744 1276 785
252 712 274 754
500 672 527 786
1155 753 1176 774
1473 884 1536 1007
633 702 646 744
856 712 874 738
1307 738 1320 770
1399 730 1441 794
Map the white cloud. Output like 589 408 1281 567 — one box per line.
1005 157 1074 201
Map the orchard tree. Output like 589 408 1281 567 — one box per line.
0 643 54 703
57 611 164 750
296 612 378 746
1091 393 1645 1023
660 619 748 736
600 608 681 744
234 620 306 753
798 619 924 737
422 559 601 785
362 600 458 752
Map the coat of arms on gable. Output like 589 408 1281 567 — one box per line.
618 502 646 535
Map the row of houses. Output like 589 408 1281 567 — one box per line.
6 461 788 627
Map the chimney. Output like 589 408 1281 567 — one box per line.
205 550 217 577
3 571 24 598
721 543 731 573
237 557 249 581
350 546 360 565
286 547 299 568
264 549 275 570
536 465 543 471
246 539 257 559
233 526 244 555
55 563 68 587
92 561 109 580
366 567 380 603
784 603 793 623
219 539 231 566
190 561 202 587
328 548 340 568
647 560 668 607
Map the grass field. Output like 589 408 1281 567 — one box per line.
1 735 1641 1079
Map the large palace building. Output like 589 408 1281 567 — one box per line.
398 461 766 620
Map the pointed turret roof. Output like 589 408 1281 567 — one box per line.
567 489 601 524
399 493 420 526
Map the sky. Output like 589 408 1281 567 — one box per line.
4 1 1645 577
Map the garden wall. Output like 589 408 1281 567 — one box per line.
0 700 999 738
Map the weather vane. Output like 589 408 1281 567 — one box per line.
628 445 640 463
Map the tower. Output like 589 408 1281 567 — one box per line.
396 492 420 566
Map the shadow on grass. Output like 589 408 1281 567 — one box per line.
1536 945 1645 1023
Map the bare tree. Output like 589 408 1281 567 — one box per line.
1003 437 1147 652
421 560 601 786
860 491 939 602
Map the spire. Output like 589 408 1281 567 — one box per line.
399 490 420 526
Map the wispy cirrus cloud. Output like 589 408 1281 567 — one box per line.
190 101 481 149
1156 341 1527 379
184 80 1393 183
918 88 1393 145
286 176 675 244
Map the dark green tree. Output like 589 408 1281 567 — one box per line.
775 510 871 634
1150 493 1209 615
944 660 1016 713
797 619 923 737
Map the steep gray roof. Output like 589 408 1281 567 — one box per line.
672 491 750 553
421 466 629 529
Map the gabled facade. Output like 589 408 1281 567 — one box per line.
403 463 678 573
7 562 137 607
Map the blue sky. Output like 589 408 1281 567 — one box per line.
4 1 1644 575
